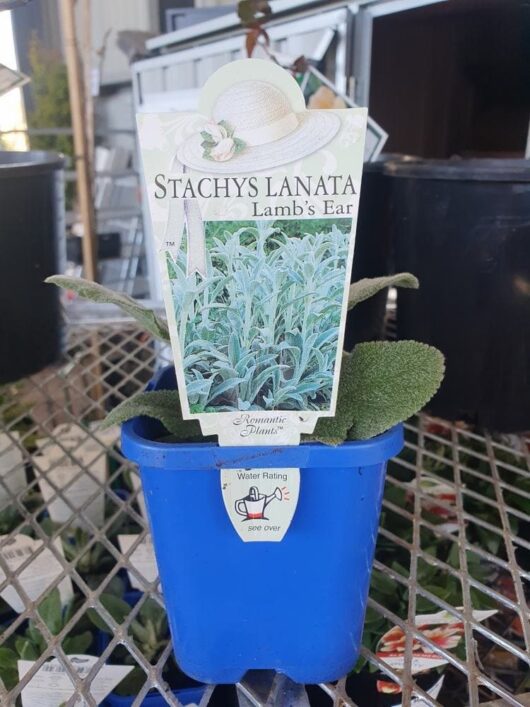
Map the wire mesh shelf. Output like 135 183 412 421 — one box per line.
0 314 528 706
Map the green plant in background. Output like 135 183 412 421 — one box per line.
170 221 350 412
46 271 444 443
237 0 272 57
0 507 32 538
0 589 92 690
25 35 74 209
26 35 72 159
0 385 39 451
61 526 115 585
353 423 529 677
40 513 140 590
88 594 173 696
89 594 168 663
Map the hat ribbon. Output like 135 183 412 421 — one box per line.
235 111 298 147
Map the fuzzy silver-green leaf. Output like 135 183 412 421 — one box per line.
45 275 170 342
309 341 444 444
348 273 419 310
100 390 201 438
346 340 444 439
308 352 357 445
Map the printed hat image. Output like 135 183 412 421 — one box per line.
177 77 341 174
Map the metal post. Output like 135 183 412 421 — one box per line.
58 0 97 282
81 0 95 167
352 8 374 107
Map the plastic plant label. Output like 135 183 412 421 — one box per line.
36 453 106 530
117 534 159 590
376 608 497 690
0 534 73 612
221 467 300 542
36 424 86 452
88 421 120 448
389 675 444 705
137 57 367 446
0 431 26 508
406 473 459 534
37 422 116 453
18 654 133 707
0 62 29 98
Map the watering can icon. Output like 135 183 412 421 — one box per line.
235 486 282 520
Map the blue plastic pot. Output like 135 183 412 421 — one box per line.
103 686 205 706
121 367 403 684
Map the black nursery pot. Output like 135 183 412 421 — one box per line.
344 154 417 350
387 158 530 432
0 151 65 384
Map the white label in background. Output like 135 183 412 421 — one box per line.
0 432 26 508
88 421 120 448
117 534 159 591
391 676 445 707
0 63 30 98
0 534 73 612
376 608 498 682
36 424 86 452
36 452 106 530
221 468 300 542
18 654 133 707
37 422 119 455
413 608 497 626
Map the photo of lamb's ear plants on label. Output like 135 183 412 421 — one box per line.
137 58 367 445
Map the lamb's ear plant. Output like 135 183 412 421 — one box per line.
45 270 444 444
45 276 170 343
310 340 444 444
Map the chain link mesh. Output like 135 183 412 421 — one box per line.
0 315 528 706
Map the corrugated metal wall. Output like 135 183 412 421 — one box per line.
88 0 159 85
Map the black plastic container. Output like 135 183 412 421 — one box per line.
67 231 121 264
0 151 65 384
344 154 417 351
387 158 530 432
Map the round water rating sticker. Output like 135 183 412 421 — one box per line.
220 467 300 542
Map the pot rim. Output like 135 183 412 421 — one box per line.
121 418 404 470
384 157 530 182
120 365 404 469
0 150 64 176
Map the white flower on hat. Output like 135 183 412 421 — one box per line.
210 137 236 162
200 120 246 162
202 121 228 143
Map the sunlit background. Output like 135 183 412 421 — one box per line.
0 9 28 150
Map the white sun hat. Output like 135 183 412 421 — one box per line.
177 79 340 174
